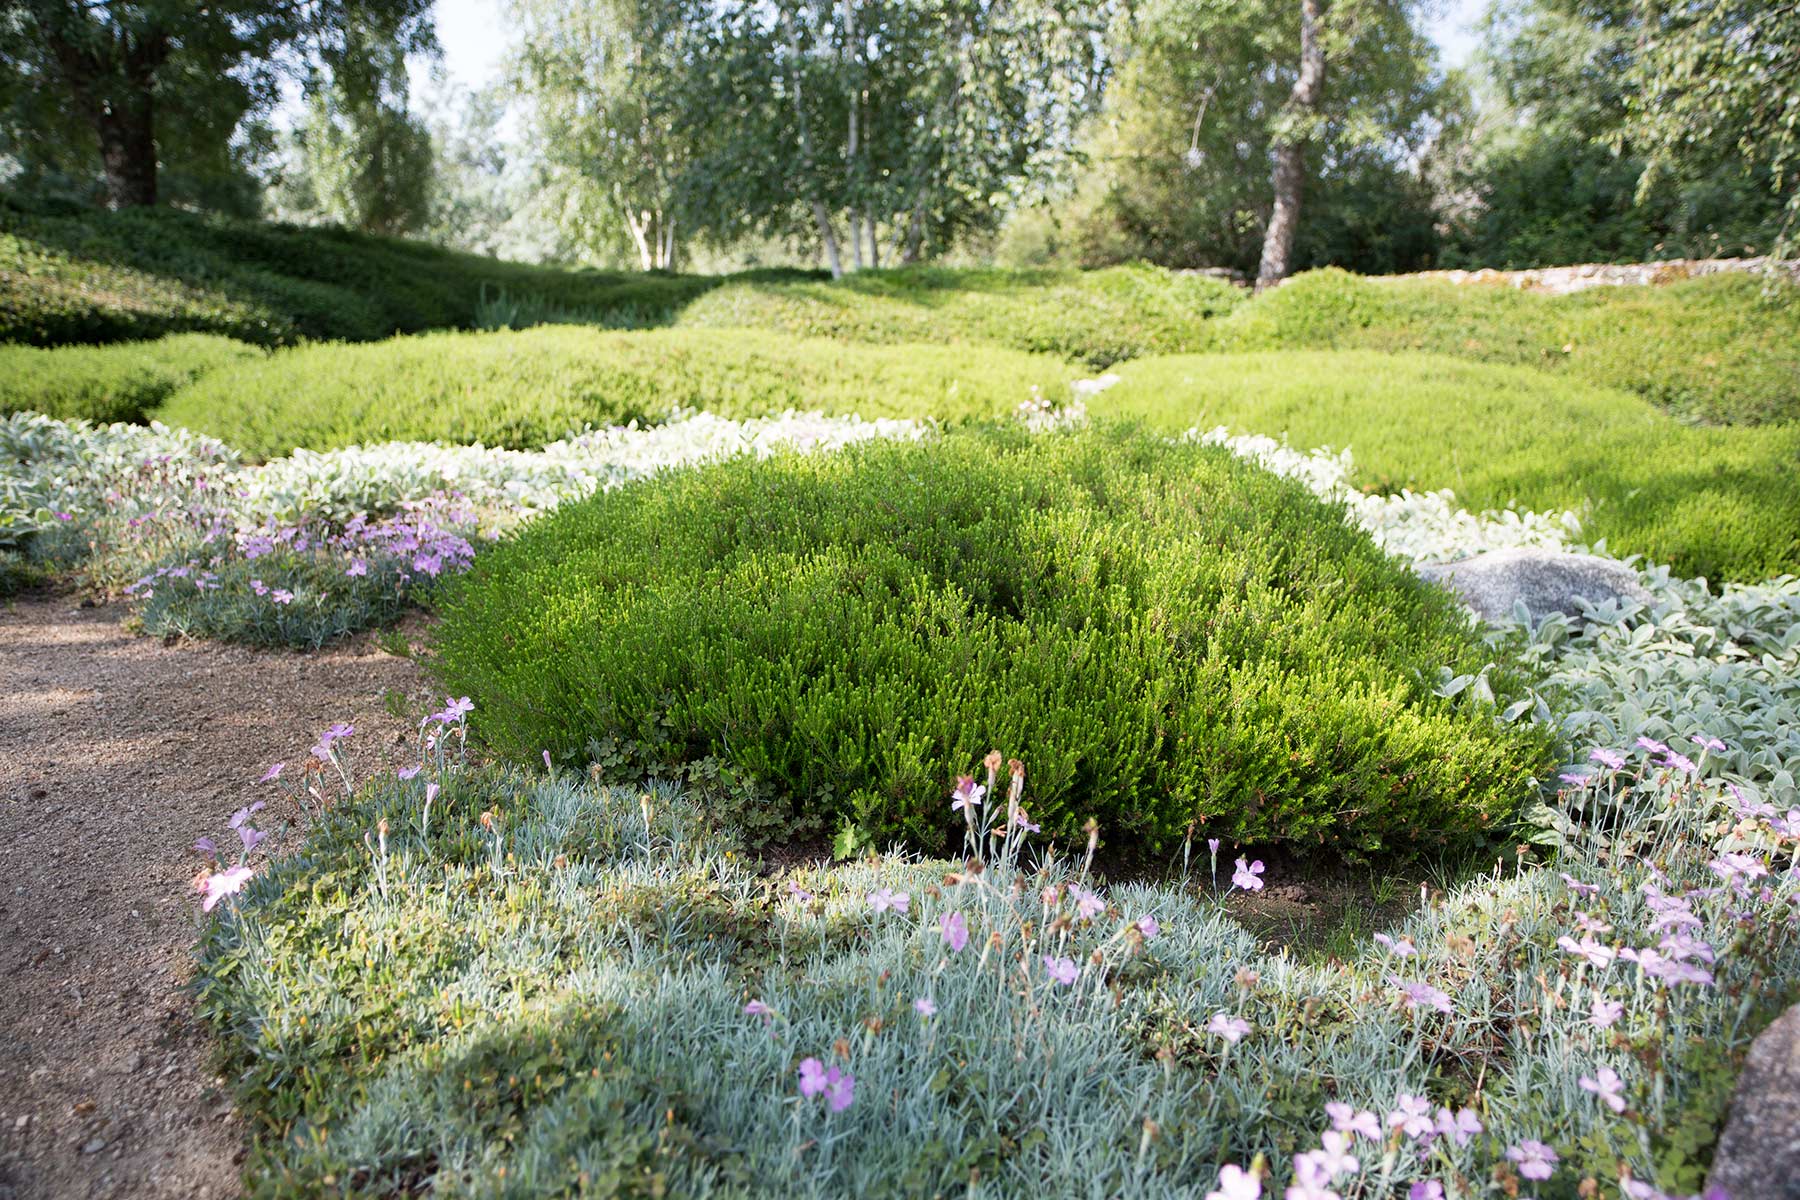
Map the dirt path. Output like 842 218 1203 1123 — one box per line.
0 593 430 1200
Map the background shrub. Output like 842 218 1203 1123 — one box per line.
1214 269 1800 427
669 263 1247 367
1099 350 1800 582
0 333 262 422
430 427 1552 856
156 327 1073 458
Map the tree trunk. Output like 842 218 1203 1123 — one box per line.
865 213 879 269
903 205 924 263
624 209 654 272
96 100 158 208
812 201 844 278
1256 0 1325 291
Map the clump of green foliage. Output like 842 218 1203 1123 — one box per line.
0 201 728 347
1099 350 1800 582
671 263 1246 367
156 327 1071 458
1215 269 1800 427
430 427 1551 855
0 333 263 423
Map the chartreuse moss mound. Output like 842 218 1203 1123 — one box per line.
1098 350 1800 583
430 427 1553 855
156 326 1075 459
0 333 262 423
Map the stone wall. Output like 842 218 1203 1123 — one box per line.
1381 256 1800 295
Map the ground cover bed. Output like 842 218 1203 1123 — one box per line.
182 421 1800 1199
153 326 1072 457
1099 351 1800 583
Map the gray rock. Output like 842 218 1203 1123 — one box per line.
1710 1003 1800 1200
1415 547 1652 624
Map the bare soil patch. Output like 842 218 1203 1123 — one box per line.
0 592 430 1200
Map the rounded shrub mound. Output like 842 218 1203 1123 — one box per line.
156 326 1076 459
431 427 1552 855
0 333 262 423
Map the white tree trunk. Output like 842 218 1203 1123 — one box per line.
812 201 844 278
624 209 654 272
1257 0 1325 290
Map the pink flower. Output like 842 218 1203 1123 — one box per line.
258 763 284 783
1409 1184 1445 1200
939 910 969 953
1231 857 1265 891
1311 1131 1358 1177
1136 915 1160 941
1012 807 1040 833
1557 935 1617 969
425 782 439 807
270 589 294 605
1043 955 1079 986
1207 1012 1251 1044
1579 1066 1626 1113
345 559 368 578
1207 838 1220 854
1071 885 1105 920
1691 734 1726 753
237 824 268 854
1506 1139 1558 1181
1395 980 1454 1014
1589 996 1625 1028
1589 747 1626 770
868 888 910 915
797 1057 828 1098
1325 1102 1380 1142
1205 1164 1261 1200
1433 1106 1482 1147
197 865 253 912
1386 1094 1435 1140
1635 736 1668 754
1372 933 1416 957
743 1000 773 1022
787 881 814 901
228 801 264 829
1559 872 1599 898
192 836 217 861
913 997 937 1017
950 775 986 814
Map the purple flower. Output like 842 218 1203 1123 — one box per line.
1691 734 1726 753
192 836 217 861
1386 1094 1435 1140
1231 857 1265 891
398 763 422 781
1661 750 1698 774
1325 1102 1381 1142
1574 910 1612 933
1579 1066 1627 1113
823 1066 855 1112
197 865 254 913
542 750 552 772
228 801 264 830
1709 852 1769 882
258 763 284 784
1311 1131 1358 1177
786 881 814 901
1433 1105 1482 1147
868 888 910 915
425 782 439 807
1012 807 1040 833
913 997 937 1017
1558 771 1593 788
1207 838 1220 854
939 910 969 953
743 1000 773 1022
1207 1012 1251 1044
1135 915 1160 941
250 579 267 596
1043 955 1079 986
1506 1139 1559 1181
345 559 368 578
1372 933 1416 957
1204 1164 1261 1200
950 775 986 814
237 824 268 855
1589 996 1625 1028
438 696 474 723
1409 1183 1445 1200
1286 1155 1338 1200
270 589 294 605
1395 980 1454 1014
1634 736 1668 754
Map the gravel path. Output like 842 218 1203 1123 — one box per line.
0 594 429 1200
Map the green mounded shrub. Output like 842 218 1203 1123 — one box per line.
430 427 1552 856
156 327 1075 458
1214 268 1800 426
0 201 731 347
0 333 263 423
672 262 1247 367
1098 350 1800 583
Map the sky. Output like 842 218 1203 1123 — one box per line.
414 0 1489 98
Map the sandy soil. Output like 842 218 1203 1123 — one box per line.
0 593 431 1200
